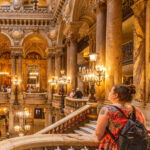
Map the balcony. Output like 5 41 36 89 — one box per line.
23 92 47 104
0 92 10 103
64 97 88 115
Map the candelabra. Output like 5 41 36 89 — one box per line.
58 70 71 113
12 75 21 105
48 76 58 104
79 53 105 102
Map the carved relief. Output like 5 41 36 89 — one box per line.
13 0 22 10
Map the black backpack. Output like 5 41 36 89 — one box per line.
106 105 149 150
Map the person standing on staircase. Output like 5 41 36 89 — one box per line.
95 84 146 150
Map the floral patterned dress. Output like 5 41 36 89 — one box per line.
99 104 145 150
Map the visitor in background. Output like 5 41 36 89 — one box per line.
73 88 83 99
95 84 146 150
69 89 75 98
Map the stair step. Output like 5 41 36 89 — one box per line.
74 130 88 134
85 124 96 130
89 121 97 125
79 127 95 134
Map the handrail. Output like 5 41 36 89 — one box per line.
23 92 47 99
35 105 91 134
64 97 88 114
0 134 99 150
65 97 88 102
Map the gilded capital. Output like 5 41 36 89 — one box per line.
10 46 23 57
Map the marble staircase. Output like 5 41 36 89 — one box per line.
74 120 96 134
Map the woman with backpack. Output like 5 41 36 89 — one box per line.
95 84 148 150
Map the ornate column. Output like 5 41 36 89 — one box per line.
95 0 106 101
146 0 150 103
66 39 71 95
18 50 23 100
11 51 17 103
131 0 147 103
46 48 54 102
55 46 63 77
9 105 14 136
105 0 122 97
45 106 52 127
68 33 78 91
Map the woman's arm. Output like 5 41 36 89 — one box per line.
95 108 109 140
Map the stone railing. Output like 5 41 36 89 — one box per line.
0 92 10 100
52 94 65 109
35 103 97 134
0 134 99 150
23 92 47 99
64 97 88 115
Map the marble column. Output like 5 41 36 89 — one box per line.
96 0 106 101
66 39 71 95
69 34 78 91
18 52 23 100
47 52 53 102
45 107 52 126
11 54 16 103
105 0 122 97
55 51 62 78
131 0 146 103
146 0 150 103
9 105 14 136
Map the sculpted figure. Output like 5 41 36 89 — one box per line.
12 0 22 10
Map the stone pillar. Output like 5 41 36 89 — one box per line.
11 54 16 103
68 34 78 91
45 107 52 127
132 0 146 103
9 105 14 136
95 0 106 102
105 0 122 97
47 52 53 102
146 0 150 103
18 52 23 100
55 50 62 78
66 39 71 95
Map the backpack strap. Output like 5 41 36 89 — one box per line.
106 127 118 142
112 105 128 119
131 105 136 121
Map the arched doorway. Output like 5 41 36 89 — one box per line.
22 33 48 92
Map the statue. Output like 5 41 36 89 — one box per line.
12 0 22 10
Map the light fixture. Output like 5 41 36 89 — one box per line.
29 72 39 75
89 53 97 62
29 76 37 79
79 53 106 102
0 72 9 75
14 125 21 132
19 132 24 137
24 125 31 131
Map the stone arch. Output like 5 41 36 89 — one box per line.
0 32 14 46
0 33 12 56
22 32 48 59
20 31 52 47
